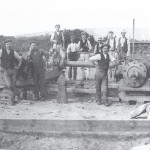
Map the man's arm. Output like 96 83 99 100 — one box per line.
14 51 22 68
67 44 71 60
0 49 2 67
87 40 93 52
50 33 57 44
109 53 121 68
126 39 131 56
89 54 101 61
40 49 50 58
62 31 65 49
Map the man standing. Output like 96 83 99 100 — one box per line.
117 30 130 60
0 40 22 105
50 24 66 69
89 44 117 107
107 31 118 81
67 35 79 81
28 42 49 101
94 37 104 54
78 32 92 80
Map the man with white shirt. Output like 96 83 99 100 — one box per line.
0 40 22 105
94 37 104 54
78 32 92 80
50 24 66 69
89 44 116 106
67 35 79 80
107 31 118 81
117 30 130 60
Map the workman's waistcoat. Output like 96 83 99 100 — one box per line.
30 49 44 68
118 37 128 53
1 49 15 69
53 31 63 45
97 53 110 72
80 39 89 52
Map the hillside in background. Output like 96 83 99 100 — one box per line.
0 29 95 53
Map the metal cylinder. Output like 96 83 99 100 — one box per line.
123 61 147 87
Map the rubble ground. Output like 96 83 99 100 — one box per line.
0 92 148 120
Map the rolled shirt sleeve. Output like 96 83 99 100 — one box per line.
14 51 22 61
89 54 101 61
0 49 2 58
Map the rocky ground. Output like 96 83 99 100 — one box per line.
0 91 148 120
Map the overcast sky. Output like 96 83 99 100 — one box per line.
0 0 150 39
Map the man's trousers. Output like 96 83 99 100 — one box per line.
68 52 78 80
33 67 46 99
3 69 19 101
95 69 108 103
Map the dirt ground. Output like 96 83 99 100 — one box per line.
0 92 148 120
0 132 150 150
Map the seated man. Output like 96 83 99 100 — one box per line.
67 35 79 81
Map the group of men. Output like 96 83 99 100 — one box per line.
66 29 130 107
0 24 130 107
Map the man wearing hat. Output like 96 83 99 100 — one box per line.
106 31 118 81
94 37 104 54
117 29 130 60
28 42 49 101
67 34 79 81
78 32 92 80
0 40 22 105
89 44 117 106
50 24 66 69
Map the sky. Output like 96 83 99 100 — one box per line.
0 0 150 39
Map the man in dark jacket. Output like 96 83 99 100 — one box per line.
28 42 49 101
0 40 22 105
89 44 117 107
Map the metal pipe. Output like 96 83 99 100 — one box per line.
65 61 95 67
133 19 135 54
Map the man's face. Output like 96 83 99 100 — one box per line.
55 25 60 32
109 33 113 39
30 43 37 50
81 35 86 40
98 40 103 44
71 38 75 43
5 42 12 50
121 33 126 38
102 46 109 54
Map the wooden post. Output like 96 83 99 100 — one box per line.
133 19 135 54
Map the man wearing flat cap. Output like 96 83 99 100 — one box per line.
89 44 118 107
94 37 104 54
117 29 130 60
50 24 66 70
28 42 50 101
0 40 22 105
78 32 92 80
67 34 79 81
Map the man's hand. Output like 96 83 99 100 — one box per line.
14 66 20 70
0 67 4 72
54 40 57 44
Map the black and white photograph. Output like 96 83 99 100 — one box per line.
0 0 150 149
